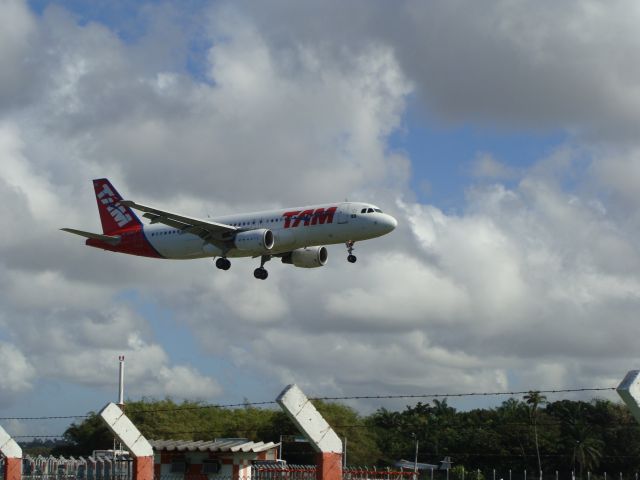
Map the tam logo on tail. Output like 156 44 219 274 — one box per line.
97 183 132 227
93 179 141 233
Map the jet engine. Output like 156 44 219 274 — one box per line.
281 246 328 268
234 229 274 252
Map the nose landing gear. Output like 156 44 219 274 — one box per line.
346 240 357 263
254 255 271 280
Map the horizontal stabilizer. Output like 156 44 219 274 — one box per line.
61 228 121 245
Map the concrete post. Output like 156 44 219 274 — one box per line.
277 384 342 480
0 426 22 480
617 371 640 424
99 402 153 480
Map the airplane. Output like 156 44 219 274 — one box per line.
62 178 397 280
395 457 453 471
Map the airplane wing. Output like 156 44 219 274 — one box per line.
119 200 237 247
61 228 121 245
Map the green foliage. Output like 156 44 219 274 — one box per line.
54 413 113 456
57 397 640 474
313 400 381 465
22 438 67 456
450 466 485 480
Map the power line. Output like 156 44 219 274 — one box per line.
0 386 617 422
0 414 91 421
311 387 617 402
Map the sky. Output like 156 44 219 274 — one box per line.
1 0 640 439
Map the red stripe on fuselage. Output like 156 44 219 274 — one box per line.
86 225 163 258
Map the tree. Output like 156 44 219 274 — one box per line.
495 398 530 465
54 413 113 456
568 423 603 478
314 400 381 465
524 391 546 475
549 401 604 478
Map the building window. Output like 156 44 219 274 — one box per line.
170 459 187 473
202 460 221 474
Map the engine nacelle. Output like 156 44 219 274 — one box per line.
234 229 274 252
282 246 328 268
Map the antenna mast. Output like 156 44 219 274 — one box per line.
118 355 125 408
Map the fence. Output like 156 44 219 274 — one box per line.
15 466 640 480
396 469 640 480
253 464 317 480
16 453 132 480
343 467 416 480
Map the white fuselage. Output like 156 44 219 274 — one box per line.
144 201 397 259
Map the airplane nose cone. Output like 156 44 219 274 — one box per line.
382 214 397 233
388 214 398 231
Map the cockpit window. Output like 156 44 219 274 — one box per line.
360 207 383 213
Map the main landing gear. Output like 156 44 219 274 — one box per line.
254 255 271 280
215 257 231 270
346 240 357 263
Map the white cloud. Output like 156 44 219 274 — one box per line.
0 0 37 109
241 0 640 141
2 0 640 417
471 153 518 180
151 365 222 400
326 252 468 328
185 150 640 402
0 342 36 400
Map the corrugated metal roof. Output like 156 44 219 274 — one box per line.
149 439 279 453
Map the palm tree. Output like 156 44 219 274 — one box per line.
569 423 604 478
556 403 604 479
497 398 529 462
524 391 547 476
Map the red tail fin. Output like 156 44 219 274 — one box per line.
93 178 142 234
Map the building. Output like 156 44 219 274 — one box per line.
151 439 280 480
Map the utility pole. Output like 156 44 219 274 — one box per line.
413 434 419 480
343 437 347 468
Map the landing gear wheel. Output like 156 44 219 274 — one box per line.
345 240 357 264
215 258 231 270
254 267 268 280
253 255 271 279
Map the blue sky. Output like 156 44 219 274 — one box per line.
1 0 639 441
390 109 568 208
